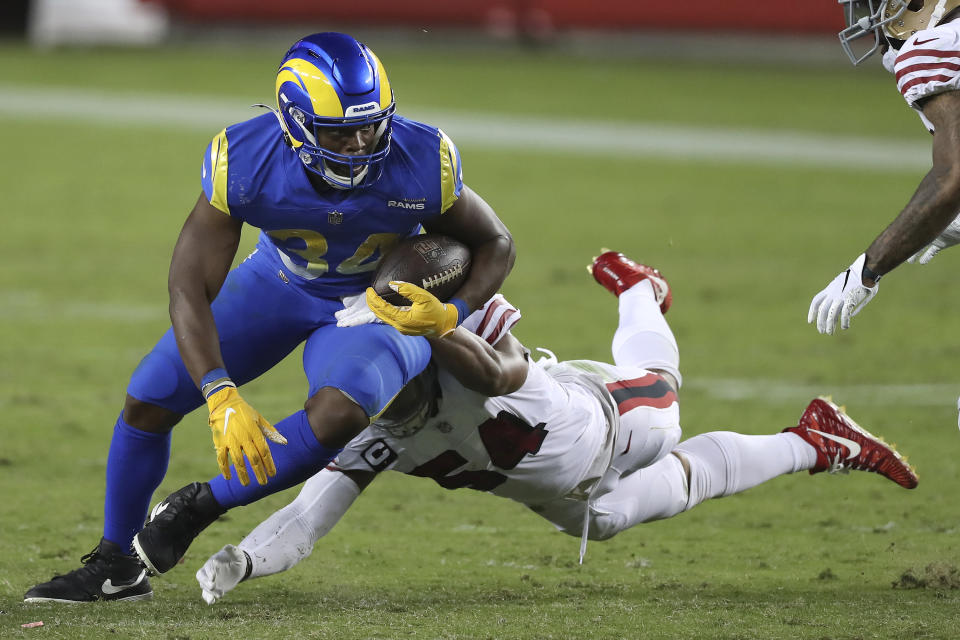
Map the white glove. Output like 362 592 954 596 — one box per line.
807 253 879 335
335 292 381 327
196 544 249 605
908 214 960 265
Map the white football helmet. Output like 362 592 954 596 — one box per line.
839 0 960 64
374 364 439 439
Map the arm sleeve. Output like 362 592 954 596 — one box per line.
238 469 363 578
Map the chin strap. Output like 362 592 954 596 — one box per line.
931 0 951 26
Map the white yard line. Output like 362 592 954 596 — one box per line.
0 83 931 170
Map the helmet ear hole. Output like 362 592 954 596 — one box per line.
907 0 925 11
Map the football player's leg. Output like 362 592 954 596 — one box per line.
197 469 371 604
611 279 680 386
587 361 681 492
586 430 814 540
208 323 430 508
609 391 681 478
530 454 691 543
526 452 686 543
112 259 318 550
673 431 818 509
540 430 814 543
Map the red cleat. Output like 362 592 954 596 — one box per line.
784 397 918 489
590 250 672 313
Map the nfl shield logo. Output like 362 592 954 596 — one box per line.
327 210 343 225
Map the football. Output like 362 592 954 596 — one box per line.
372 234 471 305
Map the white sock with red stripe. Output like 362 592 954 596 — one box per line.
611 281 681 385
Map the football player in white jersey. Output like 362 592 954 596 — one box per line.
809 0 960 334
181 251 918 605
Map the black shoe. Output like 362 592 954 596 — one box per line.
24 538 152 603
133 482 226 575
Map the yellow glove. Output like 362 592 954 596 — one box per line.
366 281 460 337
206 387 287 486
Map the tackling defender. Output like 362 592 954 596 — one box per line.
809 0 960 334
24 32 514 603
129 251 916 603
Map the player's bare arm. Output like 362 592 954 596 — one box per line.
423 185 516 311
167 194 285 488
427 328 529 396
863 90 960 282
168 193 242 387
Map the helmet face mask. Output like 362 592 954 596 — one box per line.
275 33 396 189
839 0 960 65
838 0 908 65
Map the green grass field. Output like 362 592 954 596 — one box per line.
2 39 959 639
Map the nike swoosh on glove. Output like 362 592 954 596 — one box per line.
207 387 287 486
807 253 878 335
365 281 459 337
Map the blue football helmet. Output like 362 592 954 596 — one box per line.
275 33 395 189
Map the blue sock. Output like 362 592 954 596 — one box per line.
208 410 343 508
103 414 171 551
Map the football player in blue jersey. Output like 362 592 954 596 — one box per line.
24 32 515 603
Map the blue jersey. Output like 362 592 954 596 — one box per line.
200 113 463 297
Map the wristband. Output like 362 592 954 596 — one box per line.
860 263 883 284
201 367 236 399
241 549 253 581
448 297 470 326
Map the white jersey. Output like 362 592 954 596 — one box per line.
889 18 960 131
334 361 611 504
332 298 681 505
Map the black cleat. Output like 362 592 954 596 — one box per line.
133 482 226 575
24 538 152 603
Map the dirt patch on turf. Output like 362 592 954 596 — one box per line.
892 563 960 589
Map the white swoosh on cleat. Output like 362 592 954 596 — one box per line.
150 501 169 520
101 570 146 595
808 428 861 459
223 407 236 435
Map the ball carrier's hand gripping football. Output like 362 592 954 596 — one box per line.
366 282 464 337
203 371 287 486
